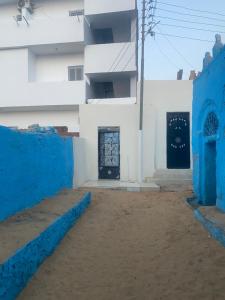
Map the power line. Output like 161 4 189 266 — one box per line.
110 0 156 73
159 22 225 35
157 1 225 18
155 32 214 43
155 15 225 30
154 39 180 69
156 26 194 68
156 7 225 23
108 23 141 73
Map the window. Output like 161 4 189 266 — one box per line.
69 9 84 17
204 112 219 137
94 82 114 99
68 66 83 81
93 28 114 44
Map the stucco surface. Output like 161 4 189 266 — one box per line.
0 126 73 221
192 48 225 211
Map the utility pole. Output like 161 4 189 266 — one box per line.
138 0 146 183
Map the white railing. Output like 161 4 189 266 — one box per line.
85 42 137 74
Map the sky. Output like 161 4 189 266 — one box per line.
137 0 225 80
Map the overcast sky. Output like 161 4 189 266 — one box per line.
137 0 225 80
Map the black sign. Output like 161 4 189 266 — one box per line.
167 112 190 169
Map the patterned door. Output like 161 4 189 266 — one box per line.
167 112 190 169
98 128 120 180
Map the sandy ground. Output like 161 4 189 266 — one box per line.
18 189 225 300
0 190 85 263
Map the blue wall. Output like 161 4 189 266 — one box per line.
193 47 225 211
0 192 91 300
0 126 74 221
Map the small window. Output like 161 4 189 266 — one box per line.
94 82 114 99
93 28 114 44
68 66 83 81
69 9 84 17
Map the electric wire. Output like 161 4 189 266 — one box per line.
156 7 225 23
157 1 225 18
108 24 141 73
156 26 194 68
159 22 225 35
155 15 225 30
110 0 156 73
154 39 180 69
155 32 214 43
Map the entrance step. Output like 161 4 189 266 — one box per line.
147 169 193 192
82 180 160 192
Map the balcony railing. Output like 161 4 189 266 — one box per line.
87 97 137 104
85 42 137 74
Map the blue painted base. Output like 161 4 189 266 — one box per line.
194 208 225 248
0 192 91 300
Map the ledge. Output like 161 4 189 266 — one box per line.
0 192 91 300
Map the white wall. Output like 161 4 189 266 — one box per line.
0 48 28 83
0 1 84 48
85 42 136 74
79 104 138 182
73 137 87 188
0 109 79 132
85 0 136 15
0 48 85 107
35 53 84 82
141 80 193 179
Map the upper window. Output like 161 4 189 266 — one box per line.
94 82 114 99
204 112 219 136
93 28 114 44
68 66 84 81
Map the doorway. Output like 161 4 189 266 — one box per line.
204 141 217 205
98 127 120 180
167 112 190 169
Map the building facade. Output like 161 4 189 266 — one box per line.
0 0 138 132
193 37 225 211
0 0 193 186
79 80 193 184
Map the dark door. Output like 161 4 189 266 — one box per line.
98 128 120 180
167 112 190 169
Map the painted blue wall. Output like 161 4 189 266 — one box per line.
193 47 225 211
0 126 74 221
0 192 91 300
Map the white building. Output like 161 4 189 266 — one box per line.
0 0 193 187
0 0 138 132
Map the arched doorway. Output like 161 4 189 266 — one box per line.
202 112 219 205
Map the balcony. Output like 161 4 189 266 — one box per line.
85 42 137 75
0 16 84 49
0 81 85 110
85 0 136 15
87 97 136 104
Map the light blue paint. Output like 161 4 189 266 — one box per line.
192 46 225 211
0 192 91 300
0 126 74 221
194 209 225 248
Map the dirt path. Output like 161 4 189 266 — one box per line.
19 189 225 300
0 190 85 263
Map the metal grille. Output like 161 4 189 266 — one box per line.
100 132 119 167
204 112 219 137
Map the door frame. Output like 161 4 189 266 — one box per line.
98 127 120 180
